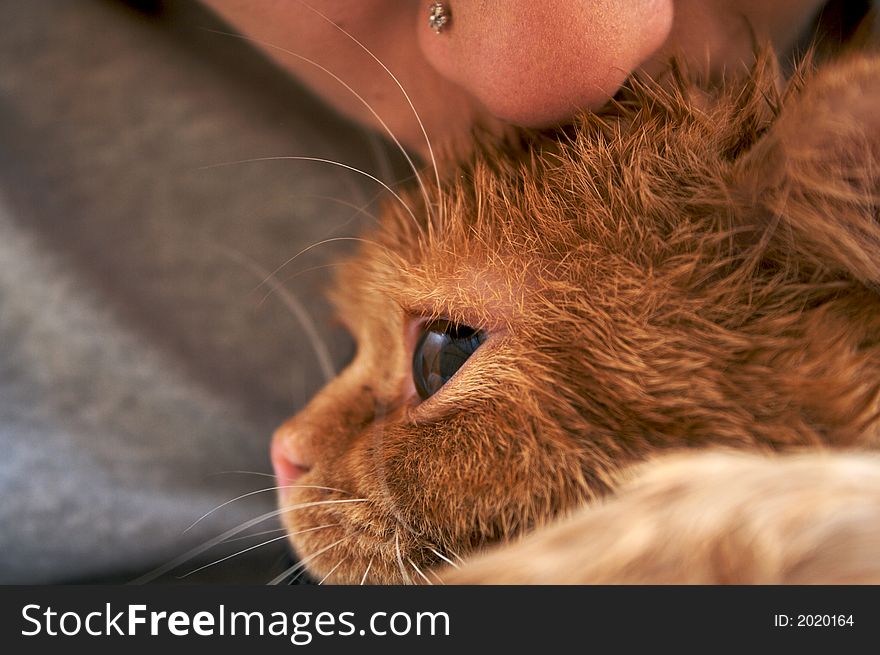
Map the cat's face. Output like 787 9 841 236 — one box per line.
272 181 620 583
272 55 880 583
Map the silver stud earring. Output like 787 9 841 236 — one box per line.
428 2 451 34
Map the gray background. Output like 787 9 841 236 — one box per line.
0 0 403 582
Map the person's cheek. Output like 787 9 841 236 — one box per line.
417 0 674 126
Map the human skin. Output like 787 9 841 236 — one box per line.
201 0 827 159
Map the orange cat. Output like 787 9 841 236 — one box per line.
271 48 880 584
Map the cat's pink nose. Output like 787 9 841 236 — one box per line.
271 434 311 487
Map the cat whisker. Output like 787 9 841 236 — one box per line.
220 527 286 544
359 558 374 585
200 26 431 232
131 506 292 584
278 498 370 512
270 185 392 247
427 547 459 569
212 471 360 495
291 192 382 235
427 569 445 585
295 0 442 221
199 157 420 230
407 558 432 586
179 524 337 579
315 185 392 243
259 263 346 298
253 188 387 306
131 499 368 584
447 548 467 565
212 243 336 383
365 130 396 193
394 531 414 585
184 484 354 533
318 556 349 585
245 235 390 298
267 536 350 585
210 470 276 479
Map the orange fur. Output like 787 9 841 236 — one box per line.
444 451 880 584
273 49 880 584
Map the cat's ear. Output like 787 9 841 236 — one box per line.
730 54 880 286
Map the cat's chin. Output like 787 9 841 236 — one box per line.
282 526 415 585
278 486 427 585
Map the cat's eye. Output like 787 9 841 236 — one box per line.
412 320 486 401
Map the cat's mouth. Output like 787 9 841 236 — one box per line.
275 483 425 585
